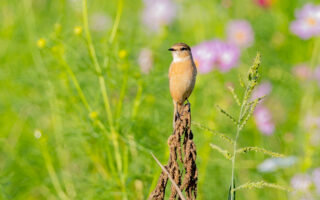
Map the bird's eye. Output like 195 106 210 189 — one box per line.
180 47 188 51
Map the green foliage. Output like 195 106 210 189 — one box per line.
214 53 288 200
1 0 320 199
216 105 239 126
232 181 292 192
210 143 232 160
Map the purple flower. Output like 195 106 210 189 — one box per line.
251 81 272 101
291 174 312 191
290 3 320 40
215 42 240 72
254 105 275 135
138 48 153 74
313 168 320 194
292 64 313 80
142 0 177 32
191 40 219 73
191 40 240 74
226 20 254 48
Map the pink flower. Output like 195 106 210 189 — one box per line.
191 40 219 73
191 40 240 74
291 174 312 191
254 0 273 8
142 0 177 32
251 81 272 100
254 106 275 135
226 20 254 48
290 3 320 40
215 42 240 72
138 48 153 74
312 168 320 194
292 64 313 80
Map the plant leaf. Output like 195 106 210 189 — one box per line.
192 121 234 144
216 105 238 126
210 143 232 160
232 181 292 192
228 86 241 106
236 147 284 158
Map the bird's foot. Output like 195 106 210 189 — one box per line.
175 111 182 122
186 99 191 106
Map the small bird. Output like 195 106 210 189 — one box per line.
168 43 197 127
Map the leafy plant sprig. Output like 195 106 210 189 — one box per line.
212 53 290 200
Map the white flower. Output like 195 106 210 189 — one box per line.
34 129 42 139
258 156 297 172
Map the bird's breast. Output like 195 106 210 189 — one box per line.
169 60 197 103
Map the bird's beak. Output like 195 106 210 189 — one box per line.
168 48 175 51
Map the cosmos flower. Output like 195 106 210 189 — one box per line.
251 81 272 101
215 42 240 72
290 3 320 40
191 40 240 74
138 48 153 74
191 40 219 73
257 156 297 173
254 105 275 135
226 20 254 48
142 0 177 32
292 64 313 81
291 174 312 191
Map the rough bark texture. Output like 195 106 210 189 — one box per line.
149 103 198 200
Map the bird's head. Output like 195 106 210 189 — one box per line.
168 43 192 62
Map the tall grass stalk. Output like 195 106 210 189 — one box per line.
215 53 289 199
230 84 250 200
109 0 123 44
82 0 123 180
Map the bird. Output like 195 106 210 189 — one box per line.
168 43 197 127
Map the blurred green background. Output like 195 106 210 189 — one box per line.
1 0 320 199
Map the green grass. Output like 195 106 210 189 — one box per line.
1 0 320 199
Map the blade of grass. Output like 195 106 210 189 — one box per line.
151 153 186 200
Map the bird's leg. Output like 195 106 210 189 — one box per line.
175 102 181 121
186 98 190 106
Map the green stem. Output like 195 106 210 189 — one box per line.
56 54 119 179
82 1 125 198
41 140 70 200
230 85 250 200
310 37 320 69
82 0 115 131
131 81 143 119
59 56 92 112
115 68 129 125
109 0 124 44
